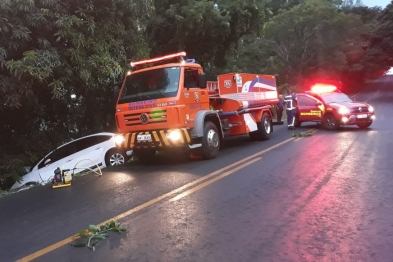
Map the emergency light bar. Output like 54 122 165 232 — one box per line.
130 52 186 67
311 84 337 94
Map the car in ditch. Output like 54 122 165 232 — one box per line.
11 132 133 190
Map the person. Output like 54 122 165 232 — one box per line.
284 92 297 129
276 94 285 122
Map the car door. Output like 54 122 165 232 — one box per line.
73 136 104 172
297 94 323 122
183 68 209 120
37 143 76 183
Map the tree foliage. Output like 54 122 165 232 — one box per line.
0 0 390 189
363 1 393 75
0 0 151 188
225 0 371 90
146 0 271 71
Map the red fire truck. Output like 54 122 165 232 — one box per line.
114 52 282 162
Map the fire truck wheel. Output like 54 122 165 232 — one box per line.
357 121 372 129
134 149 156 163
249 113 271 141
322 113 340 130
201 121 220 159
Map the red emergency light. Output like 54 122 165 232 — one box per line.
130 52 186 67
310 84 337 94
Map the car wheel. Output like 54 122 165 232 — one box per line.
357 121 372 129
105 149 127 166
322 113 340 130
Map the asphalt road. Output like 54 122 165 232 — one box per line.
1 76 392 262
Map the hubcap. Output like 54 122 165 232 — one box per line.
109 153 125 166
207 129 219 150
326 116 335 127
264 118 271 133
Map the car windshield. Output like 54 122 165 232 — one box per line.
118 67 180 104
319 92 352 104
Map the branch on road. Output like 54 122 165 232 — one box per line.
71 220 126 251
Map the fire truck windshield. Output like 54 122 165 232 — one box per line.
118 66 180 104
318 92 352 104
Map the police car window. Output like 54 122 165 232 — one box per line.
298 96 317 106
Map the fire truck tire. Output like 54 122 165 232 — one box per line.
133 149 156 163
357 121 372 129
200 121 220 159
249 113 271 141
322 113 340 130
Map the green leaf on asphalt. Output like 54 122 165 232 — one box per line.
292 131 313 138
88 225 100 233
72 220 126 251
78 230 91 238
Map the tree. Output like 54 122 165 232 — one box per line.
257 0 366 89
363 1 393 77
0 0 152 189
146 0 270 74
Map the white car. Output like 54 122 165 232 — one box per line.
11 132 132 190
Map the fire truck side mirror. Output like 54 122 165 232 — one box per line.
198 73 207 88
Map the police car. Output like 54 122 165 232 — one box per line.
288 84 375 130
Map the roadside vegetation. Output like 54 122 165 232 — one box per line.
1 0 392 190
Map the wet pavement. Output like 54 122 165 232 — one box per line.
1 76 392 262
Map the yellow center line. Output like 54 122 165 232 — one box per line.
16 132 310 262
170 157 262 202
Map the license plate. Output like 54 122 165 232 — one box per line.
137 134 152 141
357 114 367 118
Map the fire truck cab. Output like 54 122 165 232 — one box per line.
290 84 375 129
114 52 281 162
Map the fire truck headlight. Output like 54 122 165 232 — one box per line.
167 130 181 141
338 107 350 114
114 135 125 145
368 105 374 112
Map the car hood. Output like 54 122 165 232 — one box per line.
329 101 368 108
10 170 44 190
